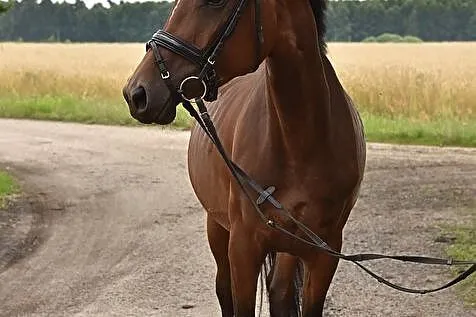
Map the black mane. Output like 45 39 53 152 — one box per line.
309 0 327 53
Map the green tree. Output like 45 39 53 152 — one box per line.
0 2 10 13
467 13 476 40
0 0 475 43
405 9 419 36
327 1 352 41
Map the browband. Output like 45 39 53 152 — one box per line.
147 31 205 67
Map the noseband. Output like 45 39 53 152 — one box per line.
146 0 263 102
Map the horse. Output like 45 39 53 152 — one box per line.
122 0 366 316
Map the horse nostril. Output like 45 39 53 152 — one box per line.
131 86 147 113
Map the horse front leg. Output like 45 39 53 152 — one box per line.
228 227 267 317
207 216 234 317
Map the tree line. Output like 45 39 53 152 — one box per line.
0 0 172 42
0 2 9 13
327 0 476 41
0 0 475 42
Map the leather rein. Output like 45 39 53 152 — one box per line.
146 0 476 295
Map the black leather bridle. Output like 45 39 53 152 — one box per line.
146 0 263 102
145 0 475 295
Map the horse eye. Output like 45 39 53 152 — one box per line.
207 0 226 7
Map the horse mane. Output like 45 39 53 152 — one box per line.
309 0 328 54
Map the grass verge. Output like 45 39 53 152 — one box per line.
1 95 475 147
441 209 476 308
0 95 137 126
0 95 192 129
0 171 18 209
361 113 476 147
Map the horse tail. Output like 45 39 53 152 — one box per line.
292 258 304 317
258 252 304 317
257 251 275 316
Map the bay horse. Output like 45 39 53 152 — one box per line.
123 0 366 316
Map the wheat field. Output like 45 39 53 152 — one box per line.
0 43 142 101
0 42 475 144
328 43 475 121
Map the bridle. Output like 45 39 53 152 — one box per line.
146 0 263 103
144 0 475 295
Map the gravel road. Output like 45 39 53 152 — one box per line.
0 119 474 317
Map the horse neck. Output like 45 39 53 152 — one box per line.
264 8 334 163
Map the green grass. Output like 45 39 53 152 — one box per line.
0 171 18 209
0 95 475 147
0 95 191 129
0 95 137 126
442 210 476 307
361 113 476 147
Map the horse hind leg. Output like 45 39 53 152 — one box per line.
268 253 303 317
207 216 234 317
302 234 342 317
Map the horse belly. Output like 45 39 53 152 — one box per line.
187 121 233 230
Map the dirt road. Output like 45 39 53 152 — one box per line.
0 119 474 317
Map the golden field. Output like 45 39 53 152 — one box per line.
0 42 475 144
327 43 475 121
0 43 144 101
1 42 475 120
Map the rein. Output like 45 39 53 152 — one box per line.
146 0 475 295
182 98 476 295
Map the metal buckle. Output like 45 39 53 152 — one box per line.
161 71 170 80
179 76 207 101
207 56 216 65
